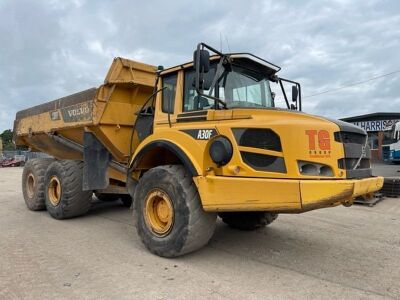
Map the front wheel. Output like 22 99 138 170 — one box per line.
134 165 216 257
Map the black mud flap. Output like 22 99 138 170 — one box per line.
83 132 111 191
136 114 154 142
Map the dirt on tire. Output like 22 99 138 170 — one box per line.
134 165 216 257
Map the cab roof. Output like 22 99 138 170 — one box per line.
160 53 281 76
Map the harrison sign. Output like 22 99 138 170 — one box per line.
350 119 399 132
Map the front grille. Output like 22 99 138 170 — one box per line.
233 128 286 173
233 128 282 151
335 131 371 179
338 158 370 170
241 151 286 173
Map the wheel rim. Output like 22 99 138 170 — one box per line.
26 173 35 198
48 176 61 206
144 189 174 237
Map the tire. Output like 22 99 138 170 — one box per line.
22 158 55 211
218 212 278 231
95 193 132 207
45 160 92 219
134 165 216 257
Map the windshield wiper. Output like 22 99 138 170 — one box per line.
201 93 228 109
208 57 226 97
200 56 229 109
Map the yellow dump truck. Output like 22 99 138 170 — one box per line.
14 43 383 257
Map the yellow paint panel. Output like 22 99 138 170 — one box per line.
197 175 384 213
197 175 301 211
300 180 354 208
353 176 384 197
300 176 384 210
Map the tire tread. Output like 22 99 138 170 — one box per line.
134 165 216 257
45 160 92 219
22 158 54 211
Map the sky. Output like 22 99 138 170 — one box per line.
1 0 400 132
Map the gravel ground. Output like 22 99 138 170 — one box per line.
0 167 399 299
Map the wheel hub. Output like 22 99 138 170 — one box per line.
144 189 174 237
26 173 35 198
48 176 61 206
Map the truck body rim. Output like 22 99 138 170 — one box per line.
26 173 35 198
143 189 174 237
48 176 61 206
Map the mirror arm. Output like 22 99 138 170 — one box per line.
194 42 228 109
278 79 290 109
199 42 224 56
279 77 302 111
298 84 302 111
195 42 225 95
195 43 202 94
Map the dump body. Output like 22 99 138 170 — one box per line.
14 58 157 182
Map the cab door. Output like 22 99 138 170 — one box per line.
154 70 182 127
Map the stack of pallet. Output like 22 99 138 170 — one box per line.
380 177 400 198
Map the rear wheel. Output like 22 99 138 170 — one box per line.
45 160 92 219
22 158 54 211
218 212 278 231
134 165 216 257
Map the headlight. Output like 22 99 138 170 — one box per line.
298 161 333 177
209 136 233 166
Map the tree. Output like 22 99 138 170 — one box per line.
0 129 14 150
0 129 28 151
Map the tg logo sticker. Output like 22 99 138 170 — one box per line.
305 130 331 158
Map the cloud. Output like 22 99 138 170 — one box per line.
1 0 400 132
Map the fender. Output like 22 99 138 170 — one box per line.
130 140 199 177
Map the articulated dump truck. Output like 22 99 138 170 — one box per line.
14 43 383 257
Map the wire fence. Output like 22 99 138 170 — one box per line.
1 150 51 161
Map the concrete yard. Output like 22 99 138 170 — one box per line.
0 167 399 300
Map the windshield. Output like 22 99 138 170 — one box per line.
183 62 274 111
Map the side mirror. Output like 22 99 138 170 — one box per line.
193 49 210 73
291 85 298 102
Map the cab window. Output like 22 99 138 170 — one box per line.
183 63 273 111
162 73 177 113
183 68 216 112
